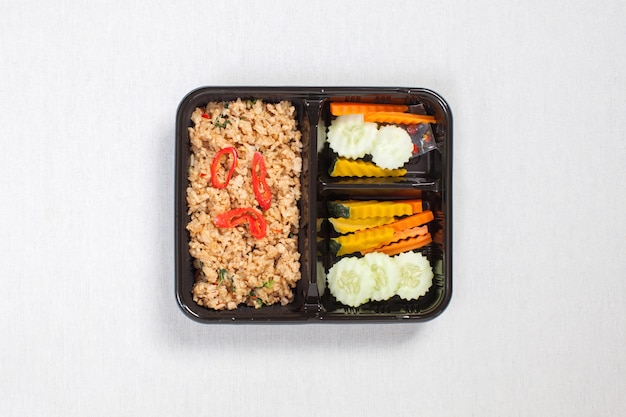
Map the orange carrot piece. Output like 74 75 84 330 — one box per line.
403 199 423 215
367 233 433 256
330 102 409 116
363 112 436 125
387 210 433 232
360 226 429 255
391 225 429 239
349 209 432 235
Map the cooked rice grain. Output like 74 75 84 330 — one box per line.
186 99 302 310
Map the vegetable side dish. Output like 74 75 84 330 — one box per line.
320 102 440 308
327 252 433 307
326 102 437 177
324 197 435 307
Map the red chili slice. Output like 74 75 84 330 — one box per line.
214 208 250 228
245 209 267 239
214 207 267 239
251 152 272 210
210 147 238 189
247 214 267 239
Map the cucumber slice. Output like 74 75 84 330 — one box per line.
394 252 434 300
327 257 375 307
371 125 413 170
363 252 400 301
327 114 378 159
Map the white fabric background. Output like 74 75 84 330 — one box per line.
1 1 625 416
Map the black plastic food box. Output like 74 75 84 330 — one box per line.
175 87 453 323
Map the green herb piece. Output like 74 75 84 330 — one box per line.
223 102 229 109
262 279 274 289
213 116 231 129
246 99 257 107
218 268 229 285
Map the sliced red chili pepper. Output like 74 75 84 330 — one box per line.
214 208 249 228
251 152 272 210
210 147 238 189
247 216 267 239
201 113 210 119
246 208 267 239
214 207 267 239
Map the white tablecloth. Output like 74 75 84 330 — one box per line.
1 1 625 416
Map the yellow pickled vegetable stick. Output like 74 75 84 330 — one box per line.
327 200 422 219
329 158 407 178
328 216 396 234
329 227 395 256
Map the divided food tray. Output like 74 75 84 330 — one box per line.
175 87 452 323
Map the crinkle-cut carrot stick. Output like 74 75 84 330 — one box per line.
386 210 433 232
399 225 429 237
360 226 429 255
363 112 436 125
365 233 433 256
330 102 409 116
